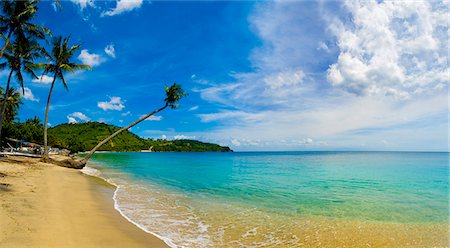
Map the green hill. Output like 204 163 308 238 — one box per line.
48 122 232 153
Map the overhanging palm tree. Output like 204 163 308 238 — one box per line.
35 36 91 161
0 0 49 60
0 38 41 143
0 86 22 123
77 83 187 165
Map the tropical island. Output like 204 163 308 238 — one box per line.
4 120 232 153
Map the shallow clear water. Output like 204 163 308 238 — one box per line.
84 151 449 247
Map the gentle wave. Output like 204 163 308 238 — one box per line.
79 152 449 247
81 166 180 248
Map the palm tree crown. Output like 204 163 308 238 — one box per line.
38 36 91 89
1 38 42 92
0 0 50 59
165 83 187 108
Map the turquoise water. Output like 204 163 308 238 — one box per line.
84 152 449 246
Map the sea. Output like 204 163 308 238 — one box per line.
81 151 449 247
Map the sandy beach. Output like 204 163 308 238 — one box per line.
0 156 168 248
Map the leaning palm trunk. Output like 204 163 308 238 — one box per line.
0 70 14 145
78 103 169 165
42 74 57 161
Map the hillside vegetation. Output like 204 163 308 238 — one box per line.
47 122 232 153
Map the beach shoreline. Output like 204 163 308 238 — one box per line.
0 156 168 248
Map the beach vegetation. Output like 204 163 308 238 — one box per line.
0 37 42 143
0 87 22 123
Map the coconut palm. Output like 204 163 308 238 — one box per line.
35 36 91 161
0 0 50 60
0 38 41 143
0 86 22 123
78 83 187 165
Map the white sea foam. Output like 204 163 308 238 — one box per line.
81 165 212 248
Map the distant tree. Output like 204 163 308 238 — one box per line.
0 86 22 123
78 83 187 165
34 36 91 161
2 116 44 144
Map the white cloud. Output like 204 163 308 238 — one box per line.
139 114 162 121
70 0 94 10
264 69 305 90
72 112 90 122
188 105 199 111
98 96 125 111
67 112 90 124
20 87 39 102
174 135 195 140
231 138 241 147
32 75 53 84
326 0 448 99
67 117 77 124
161 134 167 140
121 111 131 116
317 41 330 52
102 0 143 17
193 1 448 151
104 44 116 58
78 49 105 67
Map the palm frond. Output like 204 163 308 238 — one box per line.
58 73 68 91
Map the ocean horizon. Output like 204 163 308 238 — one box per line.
82 151 449 247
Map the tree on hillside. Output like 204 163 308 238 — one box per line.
0 0 49 60
0 86 22 123
35 36 91 161
0 38 42 143
78 83 187 165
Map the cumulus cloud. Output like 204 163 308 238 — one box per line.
67 117 77 124
70 0 94 10
193 1 448 151
78 49 105 67
32 75 53 84
139 114 162 121
102 0 143 16
98 96 125 111
104 44 116 58
174 135 195 140
67 112 90 124
20 87 39 102
326 0 448 99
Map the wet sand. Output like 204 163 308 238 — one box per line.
0 156 168 248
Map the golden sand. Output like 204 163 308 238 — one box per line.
0 156 168 248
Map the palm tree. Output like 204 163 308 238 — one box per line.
35 36 91 161
0 0 50 60
77 83 186 165
0 86 22 123
0 38 41 143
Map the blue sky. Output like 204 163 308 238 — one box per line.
4 0 448 151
